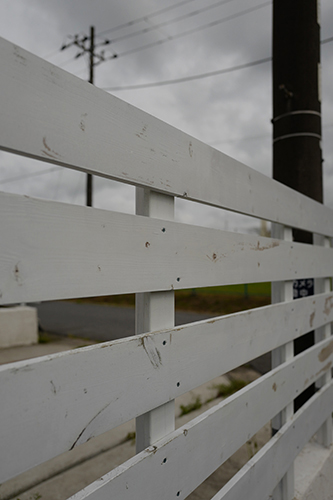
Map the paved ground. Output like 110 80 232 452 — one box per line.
35 301 214 341
34 301 270 373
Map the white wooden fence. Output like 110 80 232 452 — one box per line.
1 36 333 499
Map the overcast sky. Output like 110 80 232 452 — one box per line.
1 0 333 233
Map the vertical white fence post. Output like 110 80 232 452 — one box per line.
271 224 294 500
314 234 333 448
135 187 175 452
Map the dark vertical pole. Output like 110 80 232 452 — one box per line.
272 1 322 410
87 26 94 207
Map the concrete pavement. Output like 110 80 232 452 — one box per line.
34 301 270 374
35 301 215 342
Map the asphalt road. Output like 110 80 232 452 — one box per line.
34 301 270 373
35 301 214 342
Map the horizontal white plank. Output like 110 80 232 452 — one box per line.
1 37 333 236
1 191 333 305
214 382 333 500
69 340 333 500
1 291 333 481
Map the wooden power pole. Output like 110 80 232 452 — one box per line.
86 26 94 207
272 0 322 410
61 26 116 206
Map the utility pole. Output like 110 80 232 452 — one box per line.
272 1 322 410
61 27 117 206
86 26 94 207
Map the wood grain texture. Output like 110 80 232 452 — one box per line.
214 381 333 500
135 189 176 452
2 35 333 498
68 340 333 500
1 37 333 236
271 225 295 500
1 191 333 305
1 292 333 481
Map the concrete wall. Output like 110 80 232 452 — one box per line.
0 306 38 348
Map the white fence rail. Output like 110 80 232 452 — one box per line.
1 36 333 499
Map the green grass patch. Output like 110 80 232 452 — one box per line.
123 431 136 445
175 291 270 315
215 379 248 398
70 282 271 315
179 396 202 416
192 282 271 296
38 332 53 344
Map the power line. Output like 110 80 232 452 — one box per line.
322 35 333 45
144 16 173 41
103 56 272 91
64 1 271 77
102 32 333 92
97 0 200 37
0 167 61 185
42 48 64 59
107 0 236 45
59 31 116 67
101 1 271 62
52 7 333 74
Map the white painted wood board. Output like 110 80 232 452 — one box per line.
271 225 295 500
213 382 333 500
135 189 176 452
68 339 333 500
1 191 333 305
1 37 333 236
1 292 333 481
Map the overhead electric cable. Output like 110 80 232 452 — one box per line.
144 16 173 41
322 35 333 44
103 56 272 91
101 1 271 61
0 167 61 185
102 32 333 92
97 0 200 37
42 48 63 59
108 0 237 45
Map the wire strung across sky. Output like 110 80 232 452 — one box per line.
103 56 272 91
44 0 202 60
56 0 271 73
103 34 333 91
51 1 333 85
0 167 62 185
97 0 210 37
104 0 237 45
99 1 271 62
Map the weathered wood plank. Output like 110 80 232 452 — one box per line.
314 235 333 448
214 382 333 500
271 225 295 499
68 340 333 500
1 191 333 305
1 37 333 236
1 292 333 481
135 189 176 452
